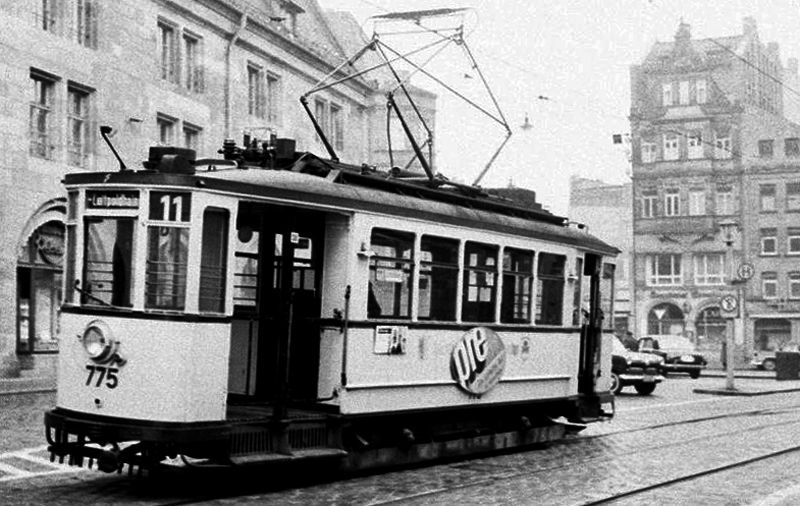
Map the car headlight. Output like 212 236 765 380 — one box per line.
81 320 119 364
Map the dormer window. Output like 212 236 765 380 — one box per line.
679 81 690 105
662 83 673 107
696 79 707 104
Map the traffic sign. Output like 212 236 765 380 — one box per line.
737 263 755 281
720 294 738 313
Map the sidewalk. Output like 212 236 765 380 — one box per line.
0 376 56 395
695 368 800 396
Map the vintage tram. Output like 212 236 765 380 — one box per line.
44 134 618 475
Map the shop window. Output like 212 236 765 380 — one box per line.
17 221 65 354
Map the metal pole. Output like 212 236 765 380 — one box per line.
726 242 736 390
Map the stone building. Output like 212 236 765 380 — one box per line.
569 177 633 336
629 17 800 366
0 0 436 379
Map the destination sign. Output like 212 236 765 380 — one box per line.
86 191 140 209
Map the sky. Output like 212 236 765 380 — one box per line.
317 0 800 216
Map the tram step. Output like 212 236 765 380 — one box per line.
229 448 348 465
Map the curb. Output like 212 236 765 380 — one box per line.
0 377 56 396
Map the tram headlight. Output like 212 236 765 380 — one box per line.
81 320 119 363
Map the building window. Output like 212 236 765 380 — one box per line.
646 254 682 286
663 134 679 160
314 99 329 148
664 189 680 217
687 133 703 159
714 134 731 159
679 81 690 105
183 31 203 93
790 273 800 300
30 71 57 160
694 253 724 285
758 139 774 157
330 103 344 151
158 20 178 84
716 185 734 215
157 114 176 145
761 228 777 256
785 138 800 157
642 190 657 218
762 272 778 299
39 0 60 32
266 73 281 124
183 122 201 151
788 228 800 255
787 182 800 211
75 0 98 48
67 85 90 167
247 63 265 118
688 189 705 216
641 141 657 163
760 184 776 212
662 82 673 106
696 79 707 104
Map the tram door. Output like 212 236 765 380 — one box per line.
578 253 602 394
229 204 324 403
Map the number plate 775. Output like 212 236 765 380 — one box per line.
85 365 119 389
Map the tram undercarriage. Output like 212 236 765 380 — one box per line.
45 393 610 476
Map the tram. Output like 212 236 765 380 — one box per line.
44 133 618 475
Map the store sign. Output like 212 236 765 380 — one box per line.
86 191 140 209
450 327 506 395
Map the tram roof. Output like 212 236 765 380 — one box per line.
66 163 618 257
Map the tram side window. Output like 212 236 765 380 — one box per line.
233 226 259 307
462 242 498 323
501 248 534 323
601 263 616 330
83 218 134 307
145 227 189 310
368 228 413 319
419 235 458 321
535 253 565 325
199 209 229 313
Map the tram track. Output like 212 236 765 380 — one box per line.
146 402 800 506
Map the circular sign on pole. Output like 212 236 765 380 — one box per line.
720 294 738 314
737 262 755 281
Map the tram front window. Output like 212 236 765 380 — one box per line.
146 226 189 310
83 218 134 307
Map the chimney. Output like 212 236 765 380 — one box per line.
742 17 757 38
674 19 692 54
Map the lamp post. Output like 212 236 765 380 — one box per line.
719 219 740 391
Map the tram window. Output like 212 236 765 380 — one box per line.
601 263 616 330
501 248 533 323
234 226 259 307
83 218 134 307
199 209 229 313
571 257 584 326
368 228 413 319
145 226 189 310
535 253 565 326
274 234 315 292
419 236 458 321
462 242 498 323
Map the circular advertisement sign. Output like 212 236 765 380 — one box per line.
450 327 507 395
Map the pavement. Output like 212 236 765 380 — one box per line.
0 376 56 395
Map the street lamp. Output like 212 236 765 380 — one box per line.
719 219 740 391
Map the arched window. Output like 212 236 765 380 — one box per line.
17 220 64 354
647 302 685 335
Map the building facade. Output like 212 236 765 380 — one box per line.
569 177 633 337
629 18 800 366
1 0 436 379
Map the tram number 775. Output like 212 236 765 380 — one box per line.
85 365 120 389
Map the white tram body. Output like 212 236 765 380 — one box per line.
46 141 618 473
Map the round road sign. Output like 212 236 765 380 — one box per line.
720 294 738 313
737 263 755 281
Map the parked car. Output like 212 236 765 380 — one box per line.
637 335 707 379
750 350 777 371
611 336 665 395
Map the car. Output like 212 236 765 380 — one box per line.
610 336 665 395
637 335 707 379
750 350 777 371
